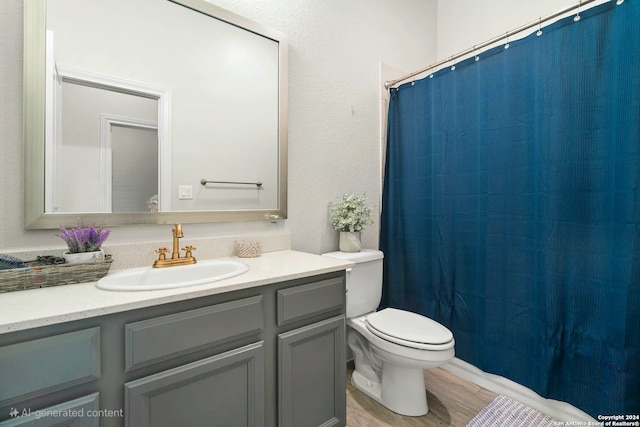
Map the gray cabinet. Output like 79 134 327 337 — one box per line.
0 328 101 427
122 296 265 427
0 393 100 427
276 277 344 326
124 295 264 371
275 275 346 426
278 316 346 427
0 328 100 405
125 341 264 427
0 271 346 427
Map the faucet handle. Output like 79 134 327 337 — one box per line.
155 247 170 260
182 245 197 258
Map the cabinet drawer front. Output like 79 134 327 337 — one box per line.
0 393 100 427
0 328 101 405
125 295 263 371
277 277 345 326
125 341 264 427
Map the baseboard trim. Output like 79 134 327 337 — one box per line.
441 357 596 423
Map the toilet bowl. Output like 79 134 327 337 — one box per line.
348 308 454 416
322 250 455 416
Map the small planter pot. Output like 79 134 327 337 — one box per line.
339 232 362 253
63 249 105 265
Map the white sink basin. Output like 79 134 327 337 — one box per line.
96 259 249 291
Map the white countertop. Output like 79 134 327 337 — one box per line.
0 250 354 334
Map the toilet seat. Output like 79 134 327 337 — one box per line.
365 308 454 351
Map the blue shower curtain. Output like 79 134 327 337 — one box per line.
380 0 639 417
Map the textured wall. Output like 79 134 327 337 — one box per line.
0 0 437 254
436 0 609 59
208 0 438 253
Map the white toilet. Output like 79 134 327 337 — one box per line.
323 249 455 416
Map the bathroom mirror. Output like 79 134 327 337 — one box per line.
24 0 287 229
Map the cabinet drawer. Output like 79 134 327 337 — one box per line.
277 277 345 326
0 328 100 405
0 393 100 427
125 295 263 371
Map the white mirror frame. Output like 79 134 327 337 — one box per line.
24 0 288 229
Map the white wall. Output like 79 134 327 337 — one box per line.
436 0 608 60
0 0 437 254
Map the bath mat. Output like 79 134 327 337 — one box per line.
466 395 559 427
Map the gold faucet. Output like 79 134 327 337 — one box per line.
153 223 197 268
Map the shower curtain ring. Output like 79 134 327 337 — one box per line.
537 18 543 36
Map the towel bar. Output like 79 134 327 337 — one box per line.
200 179 263 188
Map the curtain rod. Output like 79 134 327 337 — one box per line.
385 0 607 89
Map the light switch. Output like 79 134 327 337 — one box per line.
178 185 193 200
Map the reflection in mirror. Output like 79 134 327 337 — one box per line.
111 125 159 213
51 78 161 213
24 0 288 228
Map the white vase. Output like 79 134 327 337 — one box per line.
63 249 105 265
339 231 362 253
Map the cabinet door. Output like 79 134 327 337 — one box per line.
125 341 264 427
278 316 346 427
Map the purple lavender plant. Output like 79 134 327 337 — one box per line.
57 222 110 253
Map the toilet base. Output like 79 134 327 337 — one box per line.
351 363 429 417
352 369 382 402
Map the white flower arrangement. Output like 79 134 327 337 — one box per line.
329 193 373 232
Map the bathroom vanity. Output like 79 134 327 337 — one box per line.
0 251 352 427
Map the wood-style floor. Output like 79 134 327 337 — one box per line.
346 362 497 427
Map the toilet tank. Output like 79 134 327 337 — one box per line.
322 249 384 318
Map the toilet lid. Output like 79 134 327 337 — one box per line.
365 308 453 350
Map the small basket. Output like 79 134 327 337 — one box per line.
235 241 261 258
0 256 113 293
